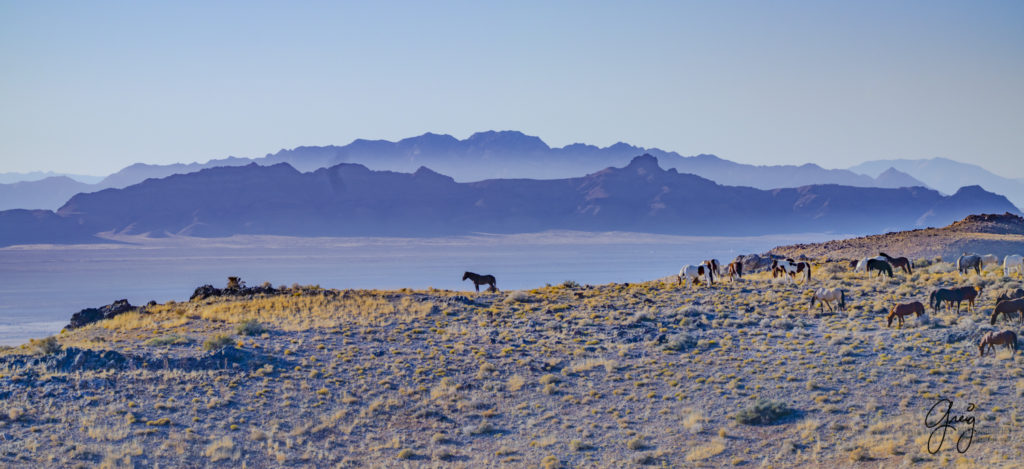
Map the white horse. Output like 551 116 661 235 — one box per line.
980 254 1000 270
809 287 845 312
678 264 713 287
1005 254 1024 278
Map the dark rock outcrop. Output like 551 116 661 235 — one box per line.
190 283 282 301
67 299 135 329
0 346 286 373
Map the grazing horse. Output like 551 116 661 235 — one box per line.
996 288 1024 305
956 285 984 312
990 299 1024 325
772 259 811 282
866 258 893 278
462 271 497 292
980 254 1000 270
878 253 913 274
702 259 721 282
979 330 1018 357
678 264 713 287
887 301 924 328
855 256 886 273
957 254 982 276
809 287 845 313
930 288 967 313
1004 254 1024 278
726 261 743 281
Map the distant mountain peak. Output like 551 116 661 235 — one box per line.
466 130 550 152
953 185 986 194
624 154 662 173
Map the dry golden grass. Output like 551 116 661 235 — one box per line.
2 261 1023 467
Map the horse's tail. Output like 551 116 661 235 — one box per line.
840 290 846 310
805 264 812 281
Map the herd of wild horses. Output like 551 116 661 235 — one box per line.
465 251 1024 357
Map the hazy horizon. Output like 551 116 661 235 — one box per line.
2 1 1022 177
0 130 1015 182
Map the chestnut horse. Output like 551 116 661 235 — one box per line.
887 301 924 328
878 253 912 274
726 261 743 281
979 330 1018 356
990 298 1024 325
956 285 984 312
702 259 722 282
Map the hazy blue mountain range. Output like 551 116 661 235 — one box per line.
0 131 931 210
1 155 1016 247
0 171 103 184
0 176 96 211
850 157 1024 209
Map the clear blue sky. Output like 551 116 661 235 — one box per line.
2 1 1022 176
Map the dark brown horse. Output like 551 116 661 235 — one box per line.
956 285 983 312
867 258 893 278
462 271 497 292
979 330 1017 356
996 288 1024 305
930 287 967 313
726 261 743 281
990 299 1024 325
887 301 924 328
878 253 912 274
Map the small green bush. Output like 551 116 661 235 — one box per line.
734 399 793 425
235 319 266 336
203 334 235 351
663 333 697 352
145 334 189 346
29 336 61 355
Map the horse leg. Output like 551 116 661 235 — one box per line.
474 282 480 292
826 301 833 313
